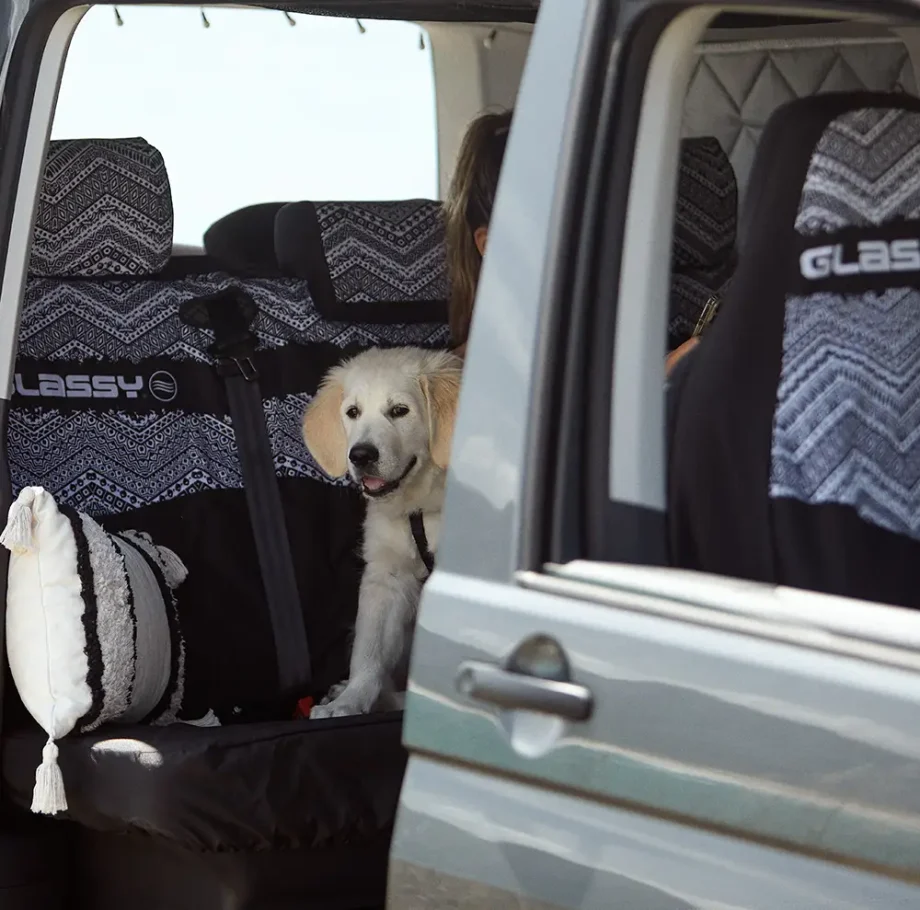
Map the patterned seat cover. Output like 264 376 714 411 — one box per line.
291 199 449 321
669 91 920 609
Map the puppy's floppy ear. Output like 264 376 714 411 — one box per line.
303 373 348 478
421 362 462 470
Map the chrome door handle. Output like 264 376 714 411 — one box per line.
456 660 593 722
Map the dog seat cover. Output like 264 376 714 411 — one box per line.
3 138 446 849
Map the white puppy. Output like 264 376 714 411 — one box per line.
302 346 462 719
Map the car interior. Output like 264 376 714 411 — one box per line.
2 3 920 909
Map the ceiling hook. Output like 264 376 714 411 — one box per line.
113 7 124 26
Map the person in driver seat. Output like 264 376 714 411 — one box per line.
444 109 703 375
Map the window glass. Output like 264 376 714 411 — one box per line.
53 6 438 245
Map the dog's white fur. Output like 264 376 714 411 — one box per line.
302 346 462 718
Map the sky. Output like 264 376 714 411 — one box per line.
52 7 439 246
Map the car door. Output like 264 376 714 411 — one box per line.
389 0 920 908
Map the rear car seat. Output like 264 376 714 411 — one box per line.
7 137 362 719
669 91 920 608
1 137 447 910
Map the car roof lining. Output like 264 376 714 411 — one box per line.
266 4 852 27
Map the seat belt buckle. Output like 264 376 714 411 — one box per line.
216 355 258 381
692 294 721 338
211 332 259 381
180 288 262 380
237 356 258 381
293 696 314 720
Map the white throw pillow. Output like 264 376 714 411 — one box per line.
1 486 190 815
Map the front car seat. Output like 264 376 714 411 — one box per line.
669 91 920 609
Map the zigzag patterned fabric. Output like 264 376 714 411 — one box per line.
11 142 449 517
11 275 448 515
771 107 920 540
672 137 737 269
8 136 459 715
668 137 737 350
18 274 448 362
30 138 173 278
316 200 449 304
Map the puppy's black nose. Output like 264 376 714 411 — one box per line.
349 443 379 468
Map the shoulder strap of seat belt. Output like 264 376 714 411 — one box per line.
179 287 310 696
409 510 435 577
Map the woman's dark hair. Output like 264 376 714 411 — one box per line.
443 109 512 348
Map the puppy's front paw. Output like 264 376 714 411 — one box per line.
319 680 348 706
310 698 364 720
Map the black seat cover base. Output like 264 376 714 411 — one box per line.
3 713 405 852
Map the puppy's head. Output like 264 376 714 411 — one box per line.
303 347 462 499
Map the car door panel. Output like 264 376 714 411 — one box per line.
390 757 920 910
404 569 920 877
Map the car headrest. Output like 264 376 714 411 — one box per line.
29 138 173 278
202 202 285 276
275 199 448 324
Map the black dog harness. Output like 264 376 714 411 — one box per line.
409 511 435 577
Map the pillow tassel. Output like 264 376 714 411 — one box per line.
31 738 67 815
157 545 189 589
181 709 221 728
0 487 36 554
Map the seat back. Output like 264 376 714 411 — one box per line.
207 196 451 325
670 92 920 608
274 198 449 324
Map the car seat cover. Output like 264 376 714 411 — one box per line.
315 199 448 304
771 105 920 541
30 139 173 278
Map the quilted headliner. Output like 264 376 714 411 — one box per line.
683 37 918 201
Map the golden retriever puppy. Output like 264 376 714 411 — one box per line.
303 346 462 718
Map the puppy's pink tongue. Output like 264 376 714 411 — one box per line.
362 477 386 492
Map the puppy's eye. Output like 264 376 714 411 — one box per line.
389 404 410 419
345 405 360 419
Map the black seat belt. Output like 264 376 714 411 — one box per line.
409 511 434 577
179 287 310 696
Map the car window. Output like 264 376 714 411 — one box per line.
52 6 438 246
